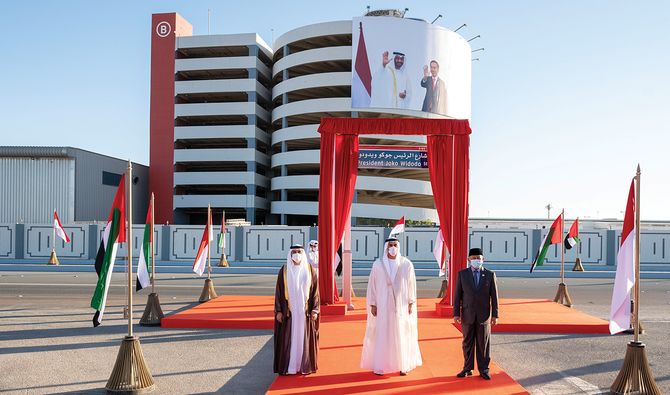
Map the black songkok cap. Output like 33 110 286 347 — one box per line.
385 237 399 243
290 244 304 250
468 247 483 256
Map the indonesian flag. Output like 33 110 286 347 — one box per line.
218 213 225 248
434 227 447 276
193 209 213 276
54 211 70 242
610 180 636 334
565 218 580 250
352 21 372 108
390 216 405 236
91 174 126 327
136 201 152 291
530 214 562 273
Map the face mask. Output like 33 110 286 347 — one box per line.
292 253 301 263
311 246 318 252
388 246 398 256
470 259 483 269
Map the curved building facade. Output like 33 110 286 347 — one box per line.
149 12 462 225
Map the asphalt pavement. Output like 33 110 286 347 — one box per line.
1 270 668 394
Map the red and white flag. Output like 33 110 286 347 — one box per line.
351 21 372 108
390 216 405 236
54 211 70 242
610 180 636 334
193 209 213 276
434 227 447 276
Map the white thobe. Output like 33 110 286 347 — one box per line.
287 261 309 374
360 256 422 374
370 64 413 109
307 251 319 278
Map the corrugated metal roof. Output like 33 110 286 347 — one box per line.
0 146 73 158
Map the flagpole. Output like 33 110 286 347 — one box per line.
47 208 59 265
610 164 660 395
52 208 56 255
207 204 211 280
127 160 133 338
634 166 641 343
554 209 572 307
150 193 155 294
402 214 406 258
561 208 565 284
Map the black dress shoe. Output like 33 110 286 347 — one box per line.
399 371 408 376
457 370 472 378
480 372 491 380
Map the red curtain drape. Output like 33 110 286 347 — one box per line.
334 134 359 264
427 135 454 280
451 135 470 302
318 132 336 304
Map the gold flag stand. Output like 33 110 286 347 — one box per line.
140 193 164 327
199 205 218 303
610 165 660 395
554 209 573 307
47 209 59 265
106 161 155 394
217 254 229 267
572 257 584 271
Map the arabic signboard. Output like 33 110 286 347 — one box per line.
358 145 428 169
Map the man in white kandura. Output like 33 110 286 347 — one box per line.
306 240 319 278
361 237 422 376
370 51 413 109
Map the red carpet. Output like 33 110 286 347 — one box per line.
161 297 610 394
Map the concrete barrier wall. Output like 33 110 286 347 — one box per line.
2 224 670 266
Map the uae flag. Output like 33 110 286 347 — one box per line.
390 216 405 236
136 201 152 291
218 214 225 248
530 214 562 273
54 211 70 242
564 218 580 250
609 180 636 334
193 209 213 276
351 21 372 108
91 174 126 327
433 227 447 276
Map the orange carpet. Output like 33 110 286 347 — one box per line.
161 297 610 394
268 298 527 395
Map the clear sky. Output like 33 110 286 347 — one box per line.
2 1 668 220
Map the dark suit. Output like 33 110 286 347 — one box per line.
420 76 447 114
453 266 499 373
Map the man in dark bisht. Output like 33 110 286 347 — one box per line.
274 244 320 375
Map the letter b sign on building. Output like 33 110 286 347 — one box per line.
156 21 171 37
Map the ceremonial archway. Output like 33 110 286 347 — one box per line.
317 117 472 307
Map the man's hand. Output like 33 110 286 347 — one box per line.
408 303 413 315
276 312 283 323
399 90 406 99
423 64 429 79
382 51 390 68
310 312 318 321
454 316 461 324
371 305 377 317
491 317 498 326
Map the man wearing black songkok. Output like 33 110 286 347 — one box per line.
453 247 499 380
